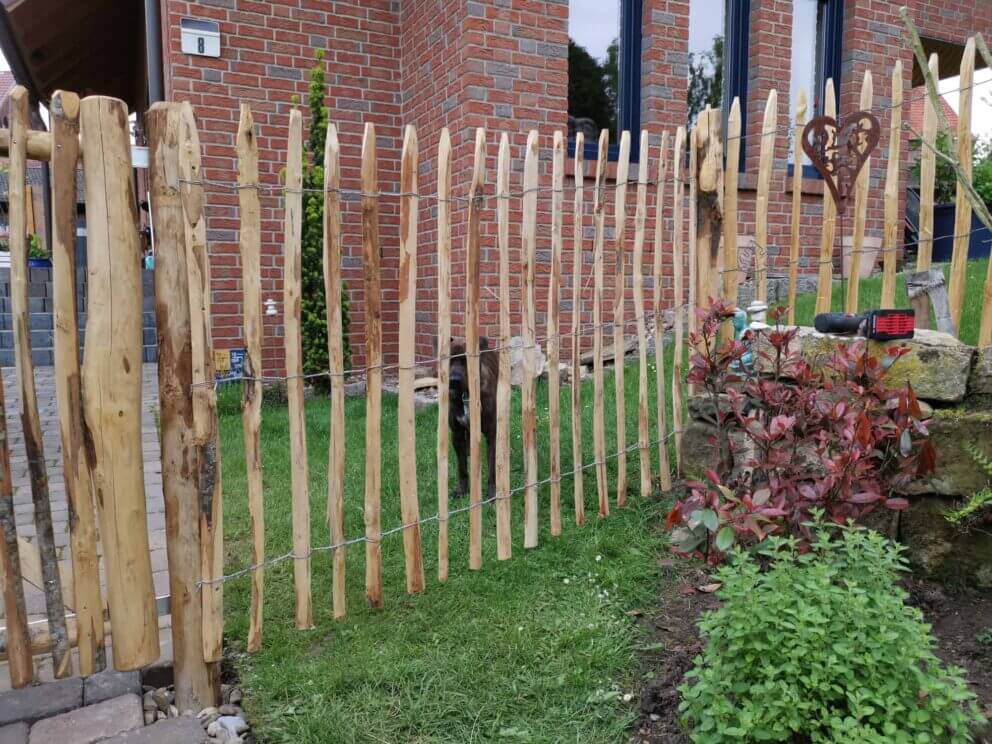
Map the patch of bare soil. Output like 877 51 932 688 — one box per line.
632 569 992 743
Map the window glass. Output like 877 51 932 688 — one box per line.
791 0 825 162
568 0 620 142
688 0 727 128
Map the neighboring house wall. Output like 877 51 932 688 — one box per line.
162 0 992 376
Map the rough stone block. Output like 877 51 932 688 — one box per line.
762 327 974 403
83 671 141 706
99 718 206 744
902 410 992 497
27 694 142 744
0 678 82 727
968 345 992 404
900 495 992 588
0 723 28 744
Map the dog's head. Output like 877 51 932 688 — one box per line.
447 336 489 427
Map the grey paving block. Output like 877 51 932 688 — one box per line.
0 678 82 726
82 671 141 706
27 693 142 744
0 722 28 744
100 716 205 744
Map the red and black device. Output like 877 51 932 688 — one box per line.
814 308 915 341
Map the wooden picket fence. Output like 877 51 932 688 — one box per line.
1 33 992 712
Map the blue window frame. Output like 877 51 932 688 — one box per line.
567 0 642 162
790 0 844 178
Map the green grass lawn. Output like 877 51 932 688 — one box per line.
218 348 678 743
790 259 989 345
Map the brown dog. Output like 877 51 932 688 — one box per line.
447 337 498 499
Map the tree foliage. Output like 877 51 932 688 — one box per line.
568 39 618 137
687 34 724 128
301 51 351 381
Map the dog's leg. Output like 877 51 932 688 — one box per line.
452 423 469 498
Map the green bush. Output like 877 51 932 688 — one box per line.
301 50 351 383
679 523 985 743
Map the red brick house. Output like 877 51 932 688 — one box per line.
1 1 990 374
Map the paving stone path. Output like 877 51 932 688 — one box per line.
0 364 172 689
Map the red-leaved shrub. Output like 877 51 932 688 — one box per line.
667 300 936 561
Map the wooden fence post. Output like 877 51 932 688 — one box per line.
436 129 452 579
236 105 265 648
815 80 838 315
949 39 975 332
633 130 652 499
881 62 903 310
10 87 71 678
467 128 486 568
547 131 564 535
671 127 686 475
284 108 313 629
722 99 741 329
613 132 631 507
80 94 158 670
696 109 724 317
592 130 609 517
496 133 513 558
522 130 539 546
147 102 219 710
687 127 697 345
788 89 807 324
847 70 873 314
362 123 384 606
0 366 31 688
653 132 672 492
570 133 586 527
397 125 426 593
177 103 224 661
51 90 104 676
755 90 777 304
324 122 347 617
912 54 940 329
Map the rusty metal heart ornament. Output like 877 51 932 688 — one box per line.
801 112 880 215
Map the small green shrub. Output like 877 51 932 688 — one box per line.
945 442 992 529
679 523 985 743
977 627 992 647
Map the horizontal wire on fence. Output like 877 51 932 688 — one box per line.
196 427 684 589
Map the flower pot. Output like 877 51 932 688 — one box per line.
930 203 991 262
28 257 51 268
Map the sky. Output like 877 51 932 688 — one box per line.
940 69 992 141
568 0 620 62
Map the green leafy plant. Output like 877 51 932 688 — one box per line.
976 627 992 647
944 441 992 528
28 234 47 259
301 51 351 383
911 131 960 204
679 521 985 743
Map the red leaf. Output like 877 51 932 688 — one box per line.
884 497 910 510
917 440 937 477
850 491 882 504
665 505 683 530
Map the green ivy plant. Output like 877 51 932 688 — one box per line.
944 441 992 529
679 521 985 743
301 50 351 383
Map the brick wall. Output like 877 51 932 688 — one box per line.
161 0 992 376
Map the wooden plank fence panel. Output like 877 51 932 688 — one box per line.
80 94 158 671
653 131 672 493
881 62 903 309
236 105 265 648
178 103 224 662
362 123 385 606
496 133 512 559
466 128 486 568
592 130 609 517
436 129 452 579
949 39 975 331
397 125 426 593
547 131 564 535
917 53 940 275
522 130 539 546
284 108 313 629
633 130 652 499
847 70 873 314
671 127 686 476
51 90 104 676
324 123 347 616
570 133 586 527
755 90 777 304
788 89 807 324
815 80 838 315
147 102 217 710
613 132 630 507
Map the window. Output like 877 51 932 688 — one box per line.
790 0 844 174
688 1 750 158
567 0 642 160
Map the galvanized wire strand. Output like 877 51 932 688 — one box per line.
196 427 684 588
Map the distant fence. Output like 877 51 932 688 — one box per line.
0 38 991 712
